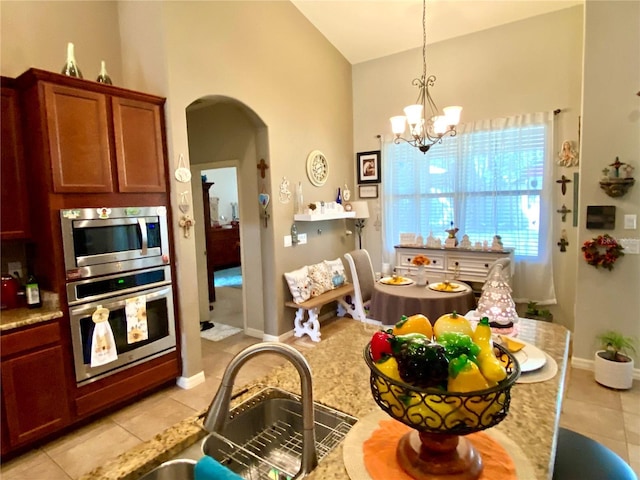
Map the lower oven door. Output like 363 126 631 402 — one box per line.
69 284 176 385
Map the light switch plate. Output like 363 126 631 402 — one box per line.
620 238 640 254
624 214 637 229
284 235 292 247
298 233 308 244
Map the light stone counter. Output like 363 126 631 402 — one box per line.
0 306 63 331
81 318 570 480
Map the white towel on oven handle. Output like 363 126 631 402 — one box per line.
90 319 118 367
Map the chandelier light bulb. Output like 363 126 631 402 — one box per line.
390 116 407 135
433 115 447 135
443 106 463 126
403 104 423 125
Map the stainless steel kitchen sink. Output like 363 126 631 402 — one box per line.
138 459 195 480
201 387 357 480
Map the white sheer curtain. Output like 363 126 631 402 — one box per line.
382 112 556 304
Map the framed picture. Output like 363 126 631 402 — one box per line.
357 150 381 184
359 185 378 199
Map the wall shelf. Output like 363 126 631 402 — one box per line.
294 212 355 221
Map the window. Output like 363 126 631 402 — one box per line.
382 112 556 303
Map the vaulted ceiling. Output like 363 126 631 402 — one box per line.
291 0 583 64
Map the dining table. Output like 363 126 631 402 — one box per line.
369 276 477 326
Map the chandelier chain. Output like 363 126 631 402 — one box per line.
422 0 427 82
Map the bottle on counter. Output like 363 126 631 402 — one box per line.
25 272 42 309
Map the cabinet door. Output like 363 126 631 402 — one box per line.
44 83 113 193
1 345 71 447
112 97 166 192
1 86 30 239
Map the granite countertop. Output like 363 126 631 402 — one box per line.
0 304 63 331
81 318 570 480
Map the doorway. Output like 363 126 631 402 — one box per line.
201 166 243 330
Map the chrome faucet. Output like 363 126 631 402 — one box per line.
203 342 318 478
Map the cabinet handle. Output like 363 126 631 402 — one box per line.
455 261 459 266
484 263 489 268
432 260 437 264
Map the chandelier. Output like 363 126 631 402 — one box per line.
390 0 462 154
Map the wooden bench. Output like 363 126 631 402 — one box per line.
285 283 354 342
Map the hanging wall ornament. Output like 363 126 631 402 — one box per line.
279 177 291 204
174 154 192 183
178 214 195 238
259 182 270 227
557 140 579 167
556 204 571 222
178 191 190 213
556 175 571 195
557 230 569 252
257 158 269 178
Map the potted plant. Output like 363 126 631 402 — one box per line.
523 301 554 322
594 330 637 389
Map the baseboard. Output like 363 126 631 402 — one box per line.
176 371 205 390
571 356 640 380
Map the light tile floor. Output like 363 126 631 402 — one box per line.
1 314 638 479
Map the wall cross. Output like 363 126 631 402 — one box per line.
557 204 572 222
556 175 572 195
257 158 269 178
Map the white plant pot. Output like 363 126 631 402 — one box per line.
594 350 634 389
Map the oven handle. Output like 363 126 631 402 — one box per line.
139 217 148 255
69 284 172 315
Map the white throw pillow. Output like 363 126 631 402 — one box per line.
324 258 346 288
308 262 332 297
284 266 311 304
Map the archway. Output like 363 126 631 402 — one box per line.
185 96 269 337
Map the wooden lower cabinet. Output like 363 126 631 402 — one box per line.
0 320 179 457
1 344 71 448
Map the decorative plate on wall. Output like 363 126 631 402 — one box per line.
306 150 329 187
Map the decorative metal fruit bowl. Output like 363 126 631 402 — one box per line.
363 342 520 480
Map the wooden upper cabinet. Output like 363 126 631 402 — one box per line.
17 69 167 195
1 81 31 239
44 83 113 193
112 97 165 192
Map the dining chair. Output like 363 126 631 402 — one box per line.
552 427 637 479
344 249 377 323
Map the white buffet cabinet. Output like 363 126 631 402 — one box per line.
394 246 514 284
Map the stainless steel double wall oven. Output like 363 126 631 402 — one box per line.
60 206 176 385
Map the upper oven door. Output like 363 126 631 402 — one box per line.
61 206 170 279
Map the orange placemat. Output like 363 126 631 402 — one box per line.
363 419 517 480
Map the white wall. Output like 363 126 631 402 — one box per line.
573 1 640 361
